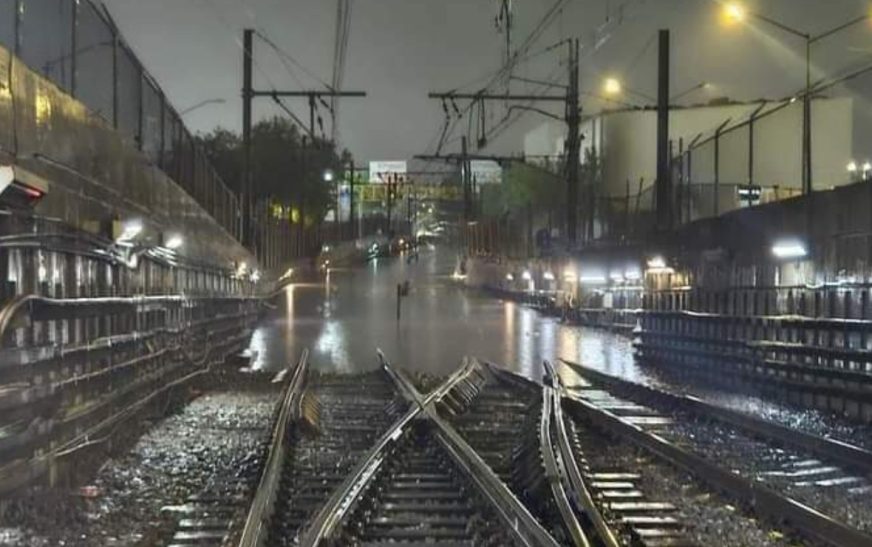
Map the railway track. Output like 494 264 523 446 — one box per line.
237 354 564 546
558 358 872 547
234 351 872 547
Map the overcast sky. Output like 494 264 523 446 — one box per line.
103 0 872 163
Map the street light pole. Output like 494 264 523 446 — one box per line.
725 4 870 195
180 98 226 116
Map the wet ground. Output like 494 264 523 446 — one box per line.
5 389 277 546
249 246 638 381
251 245 871 448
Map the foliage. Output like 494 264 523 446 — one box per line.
502 161 564 211
196 117 352 222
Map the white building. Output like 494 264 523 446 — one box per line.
524 97 856 219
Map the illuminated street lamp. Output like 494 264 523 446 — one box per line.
722 3 871 195
602 77 622 96
323 169 335 182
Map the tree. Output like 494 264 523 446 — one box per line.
503 161 563 212
196 117 351 223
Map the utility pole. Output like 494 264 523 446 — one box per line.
461 136 470 222
427 85 570 241
565 38 581 245
242 29 254 248
655 29 671 232
240 28 366 250
349 159 356 240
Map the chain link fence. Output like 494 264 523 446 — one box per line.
0 0 241 240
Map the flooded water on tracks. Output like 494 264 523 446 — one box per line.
246 246 641 383
246 245 872 448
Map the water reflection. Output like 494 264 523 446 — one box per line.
245 247 643 383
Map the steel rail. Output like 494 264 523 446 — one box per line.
560 358 872 475
300 355 488 545
493 360 621 547
539 386 591 547
564 394 872 547
388 356 562 547
550 385 622 547
297 361 424 545
238 349 310 547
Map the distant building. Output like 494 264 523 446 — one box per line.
524 97 856 222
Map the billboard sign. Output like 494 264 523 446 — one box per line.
369 160 407 183
470 160 502 184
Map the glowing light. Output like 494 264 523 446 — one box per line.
521 270 532 281
451 271 468 281
278 267 294 282
625 268 642 280
610 272 625 283
723 3 746 23
603 77 622 96
35 90 52 124
579 275 607 285
847 161 858 173
647 256 667 269
543 271 555 281
506 273 514 281
563 269 577 283
117 220 143 243
250 270 261 282
323 169 334 182
165 235 183 249
772 240 807 259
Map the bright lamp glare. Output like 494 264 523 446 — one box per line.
506 273 514 281
522 270 532 281
323 170 334 182
603 77 622 95
772 240 807 259
847 161 858 173
724 3 745 22
165 235 183 250
118 220 143 243
543 271 555 281
647 256 667 269
579 275 607 285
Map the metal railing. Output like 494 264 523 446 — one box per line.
0 0 240 240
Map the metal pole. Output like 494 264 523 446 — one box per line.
655 29 671 231
566 38 581 245
804 38 812 194
461 136 470 223
242 29 254 249
749 113 755 188
349 160 356 239
308 93 316 138
677 137 684 225
714 131 720 217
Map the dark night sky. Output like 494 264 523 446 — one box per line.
103 0 872 163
